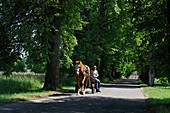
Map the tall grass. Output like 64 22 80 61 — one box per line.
0 72 75 105
0 73 45 94
0 72 46 104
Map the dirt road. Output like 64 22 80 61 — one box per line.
0 79 146 113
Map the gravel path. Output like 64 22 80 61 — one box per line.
0 79 147 113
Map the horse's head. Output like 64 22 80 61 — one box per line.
74 61 83 75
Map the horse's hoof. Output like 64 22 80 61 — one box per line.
82 91 85 95
77 91 80 96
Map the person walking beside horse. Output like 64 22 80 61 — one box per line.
92 66 101 92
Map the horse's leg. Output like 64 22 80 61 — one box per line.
83 78 88 95
81 84 84 95
82 76 86 95
77 79 81 95
88 76 91 88
75 75 80 96
79 76 83 95
84 76 89 90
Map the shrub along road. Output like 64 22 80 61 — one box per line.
0 79 146 113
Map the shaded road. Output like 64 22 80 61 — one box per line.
0 79 146 113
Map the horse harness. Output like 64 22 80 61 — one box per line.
75 61 89 76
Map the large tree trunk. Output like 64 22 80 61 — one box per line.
43 35 60 90
111 66 116 78
43 0 63 90
149 64 155 86
148 44 155 86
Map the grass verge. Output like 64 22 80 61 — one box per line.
0 73 75 106
0 91 62 105
140 83 170 113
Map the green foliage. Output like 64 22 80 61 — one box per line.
128 0 169 83
102 78 110 83
12 58 26 72
0 0 169 88
59 76 76 87
59 68 76 87
26 56 46 73
0 1 84 62
0 0 85 89
0 1 22 76
138 78 144 84
72 0 136 80
155 77 169 86
60 32 78 69
159 77 169 86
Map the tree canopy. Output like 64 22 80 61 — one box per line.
0 0 169 88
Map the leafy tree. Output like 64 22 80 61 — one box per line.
1 0 169 88
26 56 46 73
0 1 22 76
12 57 26 72
0 0 84 90
127 0 169 85
73 0 134 81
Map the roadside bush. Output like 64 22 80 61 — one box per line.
138 78 144 84
159 77 169 86
59 76 76 87
102 78 109 83
154 77 169 86
109 75 114 81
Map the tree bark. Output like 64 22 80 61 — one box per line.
148 44 155 86
112 66 116 78
43 0 63 90
43 35 60 90
149 64 155 86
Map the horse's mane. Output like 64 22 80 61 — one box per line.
75 61 84 72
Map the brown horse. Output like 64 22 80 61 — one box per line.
74 61 90 95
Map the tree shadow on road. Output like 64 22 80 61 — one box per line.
0 96 147 113
101 79 141 89
49 93 73 97
101 84 141 89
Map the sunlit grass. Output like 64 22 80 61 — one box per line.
141 83 170 113
0 91 61 105
0 73 74 105
0 75 43 94
62 86 75 90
